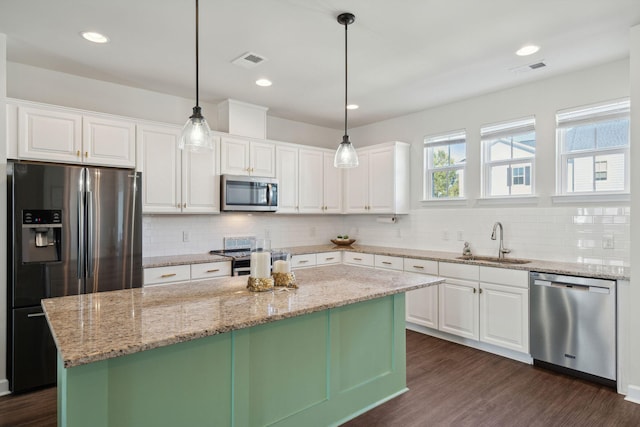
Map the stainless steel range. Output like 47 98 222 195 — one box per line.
209 237 256 276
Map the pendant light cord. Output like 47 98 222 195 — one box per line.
344 19 348 137
195 0 200 108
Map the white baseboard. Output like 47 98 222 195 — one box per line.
406 323 533 365
625 385 640 404
0 379 10 397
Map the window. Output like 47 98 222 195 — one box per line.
481 117 535 197
423 131 466 199
557 99 630 194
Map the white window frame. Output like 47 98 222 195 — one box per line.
423 130 466 200
481 117 536 198
556 99 630 195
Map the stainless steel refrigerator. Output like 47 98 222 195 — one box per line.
7 161 142 393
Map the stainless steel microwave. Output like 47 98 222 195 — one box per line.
221 175 278 212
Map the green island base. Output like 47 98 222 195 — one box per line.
58 294 407 427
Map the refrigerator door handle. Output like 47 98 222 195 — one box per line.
86 190 94 278
77 187 85 280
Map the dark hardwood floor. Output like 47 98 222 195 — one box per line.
0 331 638 426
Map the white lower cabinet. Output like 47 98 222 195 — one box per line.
374 254 403 271
144 261 231 287
404 258 439 329
343 252 374 267
291 253 317 269
438 277 480 340
316 251 341 265
143 265 191 286
479 267 529 353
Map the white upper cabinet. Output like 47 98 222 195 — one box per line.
138 123 218 214
344 141 410 214
14 102 135 168
220 136 275 177
83 115 136 167
275 144 299 213
297 147 342 214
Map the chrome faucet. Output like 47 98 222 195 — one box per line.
491 222 511 259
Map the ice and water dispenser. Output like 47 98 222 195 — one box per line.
21 210 62 263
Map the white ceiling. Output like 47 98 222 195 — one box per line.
1 0 639 129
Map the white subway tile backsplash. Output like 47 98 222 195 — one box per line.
142 205 630 266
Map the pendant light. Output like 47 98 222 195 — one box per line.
179 0 213 152
334 12 359 168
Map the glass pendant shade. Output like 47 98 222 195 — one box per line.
334 135 359 168
179 106 213 152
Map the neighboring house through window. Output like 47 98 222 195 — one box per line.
556 99 630 194
481 117 536 197
423 130 466 199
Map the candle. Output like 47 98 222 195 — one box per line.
250 251 271 278
273 260 290 274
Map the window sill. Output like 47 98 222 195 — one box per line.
419 198 469 207
551 193 630 204
476 196 539 206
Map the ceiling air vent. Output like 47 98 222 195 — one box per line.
509 60 547 74
231 52 268 69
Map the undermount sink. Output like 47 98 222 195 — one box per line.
456 255 531 265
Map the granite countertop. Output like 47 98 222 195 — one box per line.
43 264 442 368
144 244 629 281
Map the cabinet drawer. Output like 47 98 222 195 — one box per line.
191 261 231 280
343 252 374 267
291 254 317 269
316 251 341 265
439 262 479 281
144 265 191 286
375 255 403 271
404 258 438 275
479 266 528 288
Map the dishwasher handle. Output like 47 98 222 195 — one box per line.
533 279 610 294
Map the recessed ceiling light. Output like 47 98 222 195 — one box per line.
81 31 109 44
516 45 540 56
346 104 359 110
255 78 272 87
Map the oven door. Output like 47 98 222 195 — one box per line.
221 175 278 212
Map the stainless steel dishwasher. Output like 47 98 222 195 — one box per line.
530 272 616 387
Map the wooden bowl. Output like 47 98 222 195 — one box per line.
331 239 356 246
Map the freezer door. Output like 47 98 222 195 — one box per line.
8 162 83 307
84 167 142 292
10 307 57 393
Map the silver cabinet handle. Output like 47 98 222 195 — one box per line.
161 273 177 278
27 312 46 318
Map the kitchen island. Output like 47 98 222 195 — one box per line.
43 264 443 427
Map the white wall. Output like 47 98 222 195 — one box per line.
0 33 9 395
626 24 640 403
267 115 341 149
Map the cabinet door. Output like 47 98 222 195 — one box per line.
344 151 369 213
83 115 136 167
480 282 529 353
406 286 439 329
368 146 396 213
138 124 182 213
220 136 250 175
250 141 276 177
298 148 324 213
438 278 479 340
276 145 299 213
322 151 343 213
18 106 82 163
182 136 219 213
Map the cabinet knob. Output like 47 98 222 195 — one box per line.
473 288 477 293
183 203 187 208
76 150 81 157
177 204 180 208
479 288 483 294
85 151 88 158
